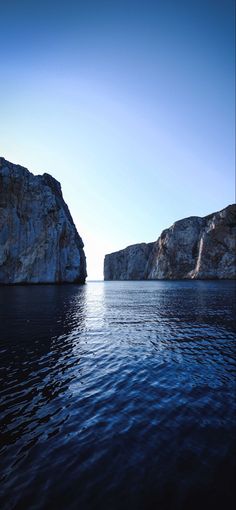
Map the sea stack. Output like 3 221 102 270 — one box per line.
0 157 86 284
104 205 236 280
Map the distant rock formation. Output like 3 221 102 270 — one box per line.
104 205 236 280
104 242 154 281
0 157 86 284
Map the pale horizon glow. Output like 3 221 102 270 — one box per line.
0 0 235 279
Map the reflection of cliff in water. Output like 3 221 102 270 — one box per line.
0 285 86 409
0 285 86 342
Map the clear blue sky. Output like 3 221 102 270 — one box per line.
0 0 235 279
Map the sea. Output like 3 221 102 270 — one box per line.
0 281 235 510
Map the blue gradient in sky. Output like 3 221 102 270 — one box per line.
0 0 235 278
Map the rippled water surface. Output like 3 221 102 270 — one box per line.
0 281 235 510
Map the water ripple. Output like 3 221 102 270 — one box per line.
0 281 235 510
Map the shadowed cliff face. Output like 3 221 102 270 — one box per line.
104 242 154 280
0 158 86 284
104 205 236 280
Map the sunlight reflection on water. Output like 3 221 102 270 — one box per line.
0 281 235 510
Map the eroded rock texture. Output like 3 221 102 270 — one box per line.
104 242 154 280
0 157 86 284
104 205 236 280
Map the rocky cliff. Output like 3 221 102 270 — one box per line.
104 242 154 280
104 205 236 280
0 157 86 284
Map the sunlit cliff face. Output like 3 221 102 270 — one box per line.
0 158 86 284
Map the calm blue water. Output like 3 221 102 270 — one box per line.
0 281 235 510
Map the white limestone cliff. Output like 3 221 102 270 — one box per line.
0 158 86 284
104 205 236 280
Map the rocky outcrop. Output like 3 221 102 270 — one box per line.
0 157 86 284
104 242 154 280
104 205 236 280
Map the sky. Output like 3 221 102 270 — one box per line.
0 0 235 279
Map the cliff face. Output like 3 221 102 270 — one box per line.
104 242 154 280
0 158 86 284
104 205 236 280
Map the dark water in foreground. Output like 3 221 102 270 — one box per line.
0 281 235 510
